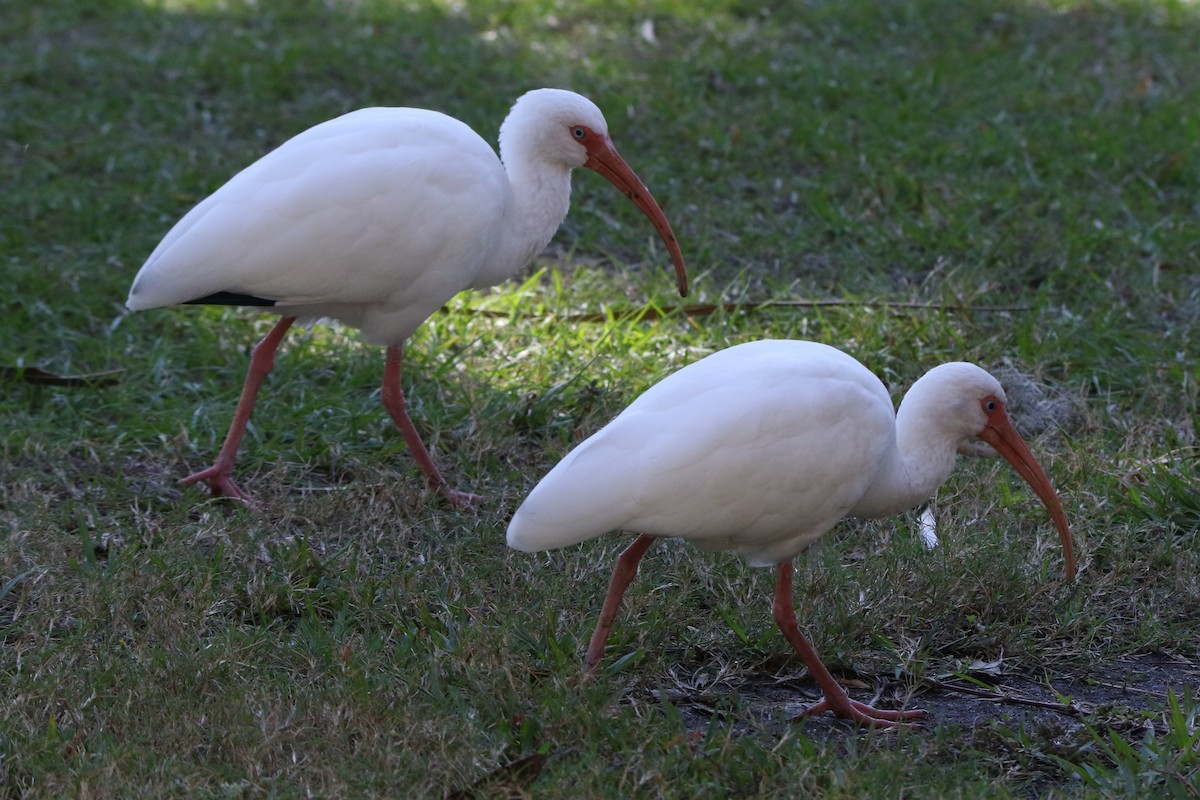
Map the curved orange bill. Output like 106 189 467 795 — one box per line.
584 137 689 297
977 411 1077 582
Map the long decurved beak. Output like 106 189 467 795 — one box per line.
978 414 1077 582
584 137 689 297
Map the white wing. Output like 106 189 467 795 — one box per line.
507 341 897 566
127 107 512 342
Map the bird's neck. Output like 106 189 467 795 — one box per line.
850 404 960 518
471 153 575 289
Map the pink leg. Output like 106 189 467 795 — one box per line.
774 561 925 729
182 316 296 505
584 534 656 673
381 344 481 508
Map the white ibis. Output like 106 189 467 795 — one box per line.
126 88 689 507
507 339 1076 728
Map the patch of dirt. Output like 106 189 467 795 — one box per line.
644 653 1200 736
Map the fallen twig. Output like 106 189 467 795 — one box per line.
0 365 124 388
1085 680 1175 699
445 298 1029 323
926 677 1088 717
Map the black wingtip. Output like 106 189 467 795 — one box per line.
183 292 277 307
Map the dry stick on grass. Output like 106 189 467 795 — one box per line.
0 365 125 388
925 678 1088 717
447 298 1030 323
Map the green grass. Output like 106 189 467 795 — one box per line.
3 0 1199 796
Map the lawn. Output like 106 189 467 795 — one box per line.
2 0 1199 797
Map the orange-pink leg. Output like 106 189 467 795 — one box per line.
774 561 925 729
584 534 656 672
381 344 481 508
182 316 296 505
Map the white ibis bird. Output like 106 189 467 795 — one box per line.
126 88 689 507
507 340 1076 728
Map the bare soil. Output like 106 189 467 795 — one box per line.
644 653 1200 737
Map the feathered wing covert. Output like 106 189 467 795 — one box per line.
507 341 897 566
127 109 510 344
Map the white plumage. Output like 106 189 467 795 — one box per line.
510 342 896 565
508 339 1075 728
127 89 688 505
129 108 513 343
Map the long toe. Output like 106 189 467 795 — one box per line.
795 697 924 730
181 466 254 507
848 699 926 722
439 487 484 510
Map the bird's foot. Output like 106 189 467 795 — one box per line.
437 485 484 510
795 696 925 729
181 465 255 507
